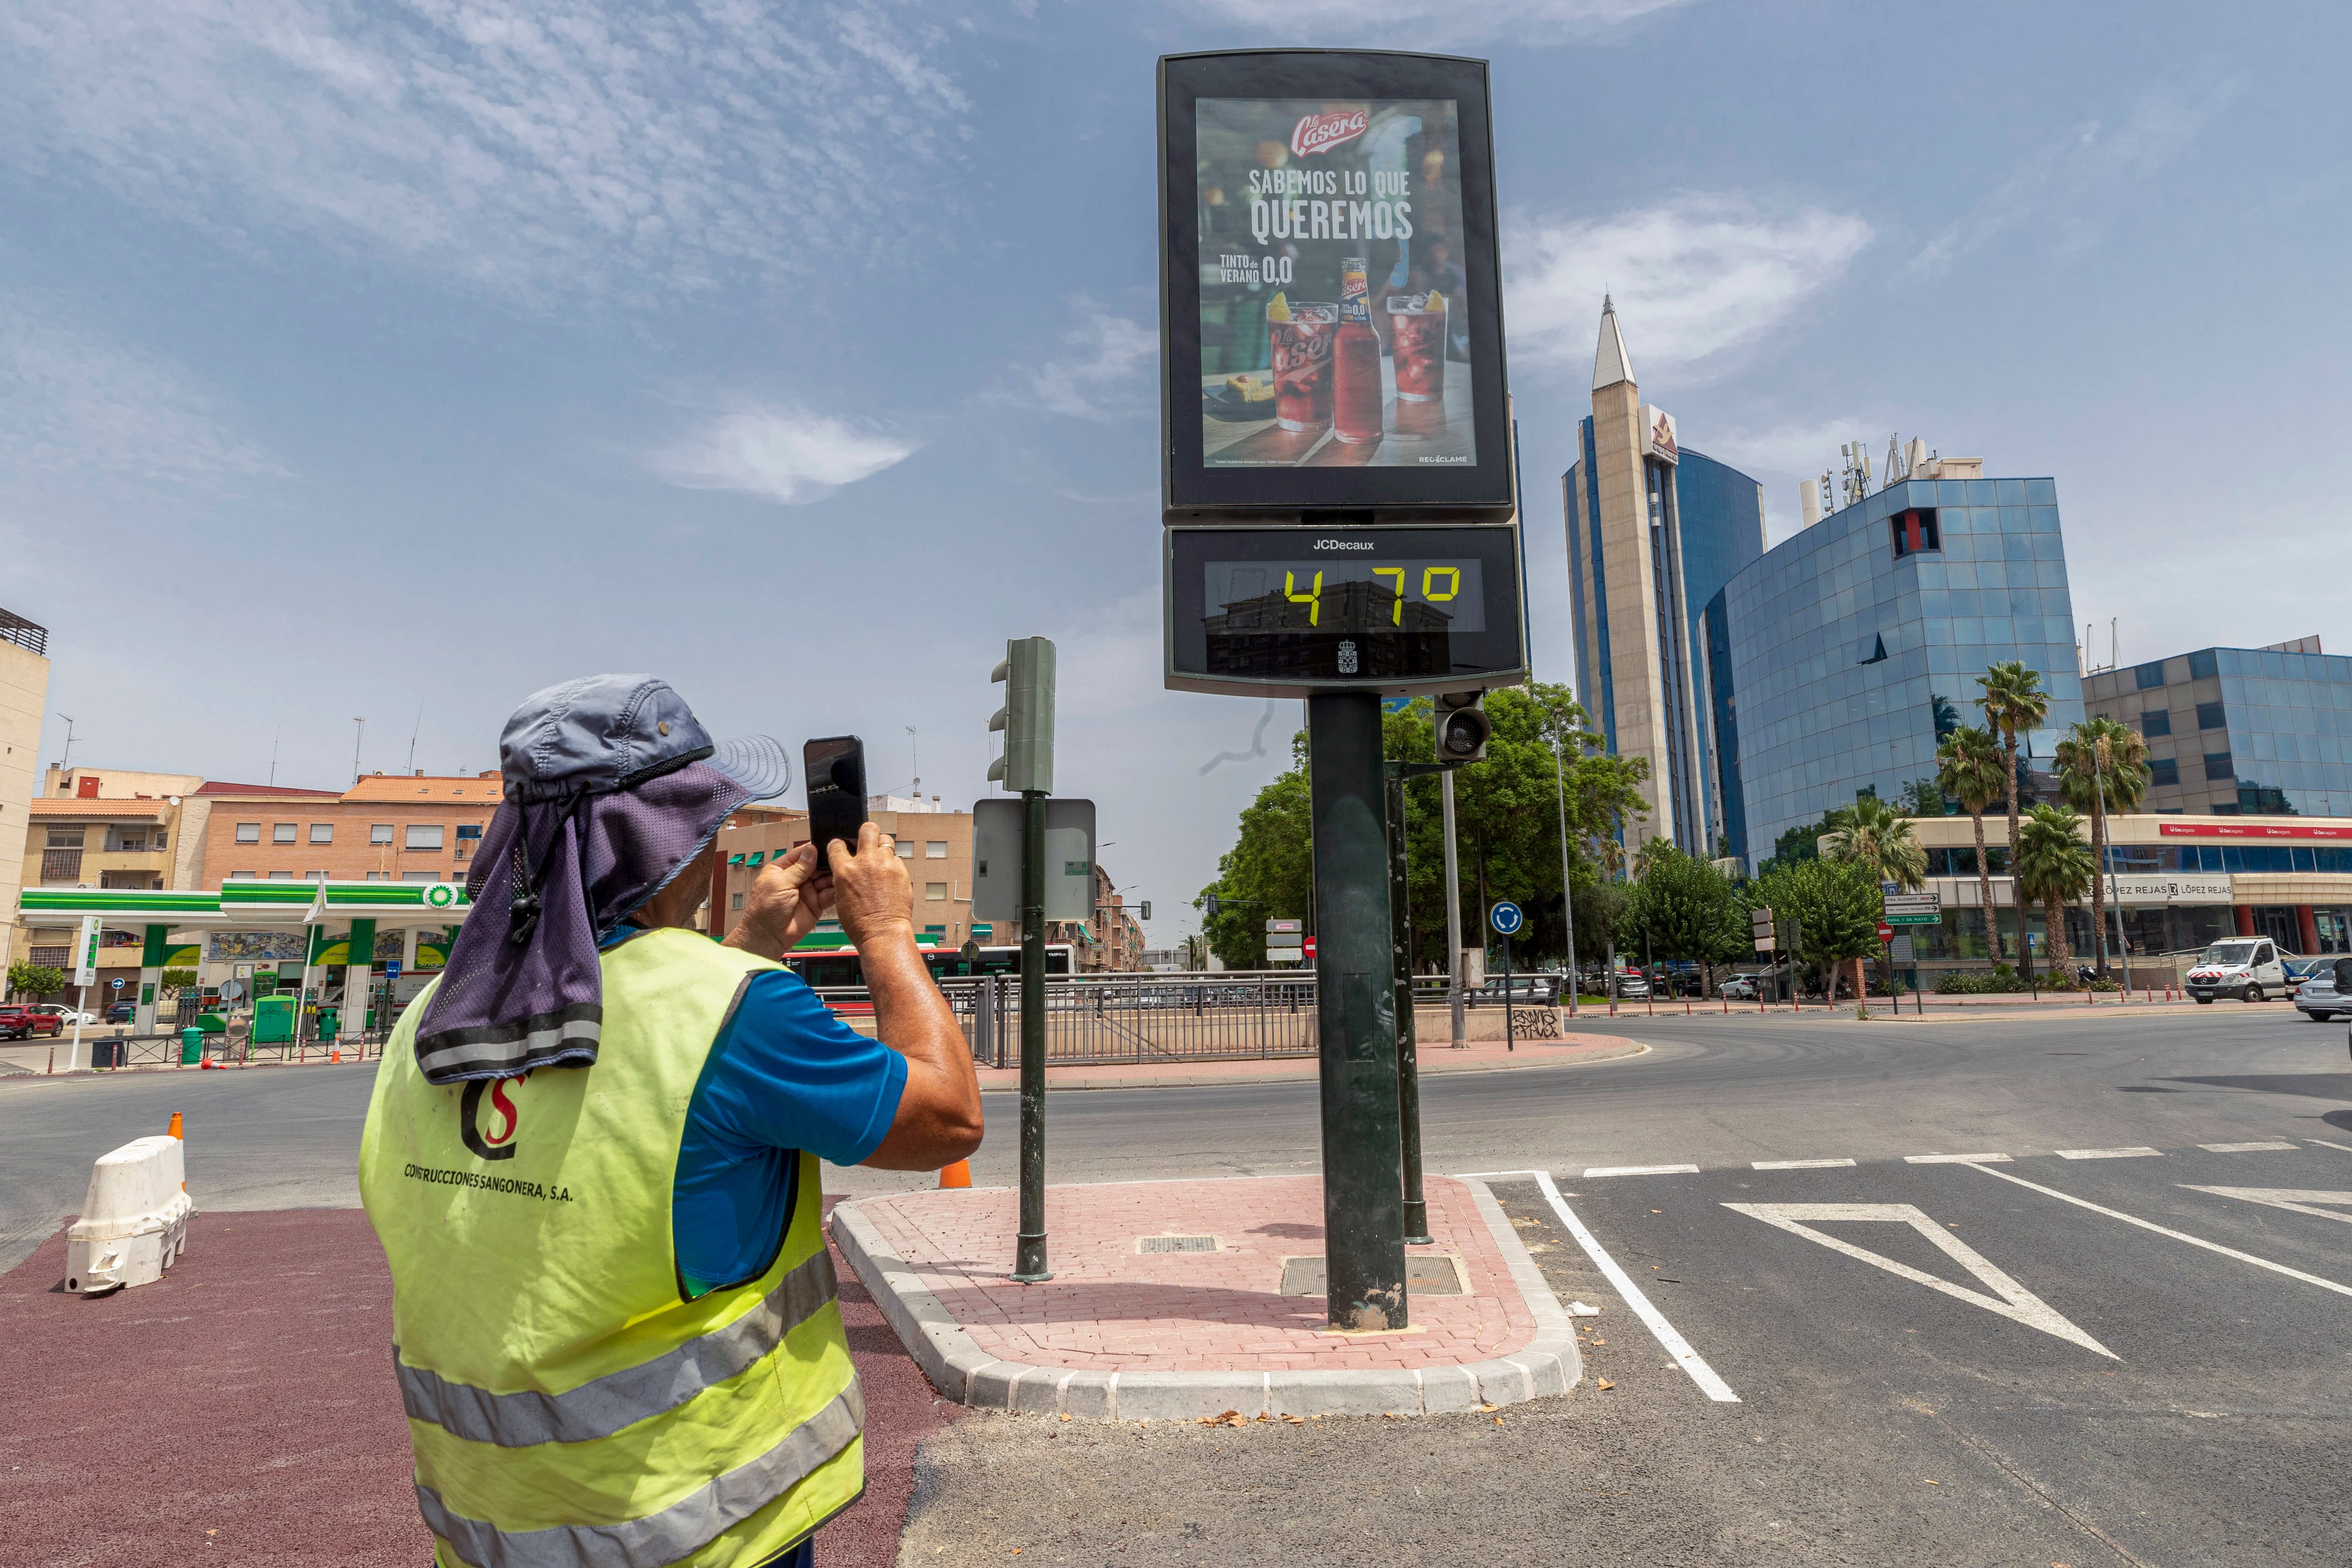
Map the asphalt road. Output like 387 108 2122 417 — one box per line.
8 1005 2351 1564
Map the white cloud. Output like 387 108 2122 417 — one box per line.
1029 301 1156 420
650 406 916 506
1913 77 2244 276
0 0 980 305
1506 195 1872 378
1183 0 1693 45
0 296 284 487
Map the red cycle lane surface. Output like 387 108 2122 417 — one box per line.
0 1205 956 1568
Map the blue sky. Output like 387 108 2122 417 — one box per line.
4 0 2345 945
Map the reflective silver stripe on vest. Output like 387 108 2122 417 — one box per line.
417 1379 864 1568
396 1248 837 1447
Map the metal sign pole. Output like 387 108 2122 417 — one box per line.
1442 769 1465 1047
1310 693 1407 1331
1011 788 1052 1282
1387 776 1429 1245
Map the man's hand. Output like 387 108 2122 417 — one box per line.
722 842 833 963
827 822 915 950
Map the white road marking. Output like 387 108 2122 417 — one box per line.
1752 1158 1856 1170
2056 1147 2165 1160
2199 1141 2299 1153
2304 1139 2352 1154
1957 1161 2352 1300
1532 1171 1740 1403
2182 1187 2352 1226
1722 1202 2115 1358
1906 1152 2011 1164
1584 1164 1701 1178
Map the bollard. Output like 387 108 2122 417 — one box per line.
46 1041 55 1075
938 1159 972 1189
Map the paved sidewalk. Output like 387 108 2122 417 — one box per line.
834 1174 1576 1421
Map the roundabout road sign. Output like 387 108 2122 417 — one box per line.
1489 900 1524 937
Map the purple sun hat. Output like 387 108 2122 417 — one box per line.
413 676 790 1085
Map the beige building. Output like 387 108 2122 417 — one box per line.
0 610 49 975
1562 299 1767 859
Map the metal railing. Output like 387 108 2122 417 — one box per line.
817 971 1320 1067
0 606 47 657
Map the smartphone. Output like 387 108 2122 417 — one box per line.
803 736 867 869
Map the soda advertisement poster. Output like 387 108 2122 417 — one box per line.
1192 96 1473 471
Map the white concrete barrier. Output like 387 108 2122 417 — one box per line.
65 1135 194 1295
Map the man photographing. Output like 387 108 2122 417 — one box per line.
359 674 982 1568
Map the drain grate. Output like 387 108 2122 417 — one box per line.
1279 1255 1466 1297
1138 1234 1220 1254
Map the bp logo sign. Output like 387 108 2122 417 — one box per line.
419 882 459 910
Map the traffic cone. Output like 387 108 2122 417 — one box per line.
938 1160 972 1189
167 1112 183 1140
330 1045 342 1064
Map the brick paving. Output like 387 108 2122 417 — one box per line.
854 1175 1537 1373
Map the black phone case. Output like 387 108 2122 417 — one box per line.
803 736 867 863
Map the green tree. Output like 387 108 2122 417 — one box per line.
1623 844 1746 997
1198 682 1650 977
2014 803 2095 971
1747 856 1881 998
2057 717 2151 973
1195 733 1314 969
1826 794 1928 995
1935 725 2010 962
1977 660 2051 973
7 960 64 1000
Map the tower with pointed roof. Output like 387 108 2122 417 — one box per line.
1564 298 1766 863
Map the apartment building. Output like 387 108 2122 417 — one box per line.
198 771 506 886
0 608 50 973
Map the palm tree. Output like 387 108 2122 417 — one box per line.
2013 803 2094 972
1977 662 2051 973
1827 793 1928 994
2056 718 2152 974
1936 726 2010 963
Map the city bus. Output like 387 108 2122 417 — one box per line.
787 941 1075 1004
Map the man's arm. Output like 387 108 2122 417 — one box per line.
726 827 982 1171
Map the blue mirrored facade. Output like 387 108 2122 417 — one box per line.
1721 475 2083 864
2084 643 2352 816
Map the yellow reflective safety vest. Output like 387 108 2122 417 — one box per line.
359 928 863 1568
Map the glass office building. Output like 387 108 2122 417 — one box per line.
1721 472 2084 865
2083 640 2352 817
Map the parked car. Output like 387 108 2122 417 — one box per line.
2186 938 2291 1003
1475 974 1562 1006
104 1001 136 1023
0 1005 63 1040
2293 958 2352 1023
31 1003 98 1025
1721 974 1762 1000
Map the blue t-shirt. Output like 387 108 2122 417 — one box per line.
604 927 907 1295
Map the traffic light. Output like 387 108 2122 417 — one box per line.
1434 691 1490 763
1202 894 1220 917
987 636 1057 794
1138 901 1152 921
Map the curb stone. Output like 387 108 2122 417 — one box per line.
827 1175 1580 1422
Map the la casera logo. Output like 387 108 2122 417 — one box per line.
1290 110 1369 158
461 1077 521 1161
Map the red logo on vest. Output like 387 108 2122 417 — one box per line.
461 1077 521 1161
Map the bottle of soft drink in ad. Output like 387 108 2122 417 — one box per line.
1331 257 1383 445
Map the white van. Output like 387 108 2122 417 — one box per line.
2186 938 2290 1003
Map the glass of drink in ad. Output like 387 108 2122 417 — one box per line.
1269 302 1338 432
1388 292 1447 404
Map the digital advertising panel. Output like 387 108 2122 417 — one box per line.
1160 51 1512 519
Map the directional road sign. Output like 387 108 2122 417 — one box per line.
1883 890 1941 927
1488 900 1524 936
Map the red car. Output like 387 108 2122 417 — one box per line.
0 1004 63 1040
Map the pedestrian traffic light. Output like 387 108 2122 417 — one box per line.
1434 691 1490 762
987 636 1057 794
